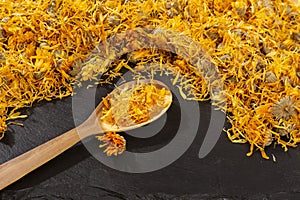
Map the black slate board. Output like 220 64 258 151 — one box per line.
1 90 300 200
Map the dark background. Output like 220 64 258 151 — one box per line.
1 91 300 200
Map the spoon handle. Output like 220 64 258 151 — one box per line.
0 128 80 190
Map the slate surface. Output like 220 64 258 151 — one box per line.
1 89 300 200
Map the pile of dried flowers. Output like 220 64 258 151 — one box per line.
0 0 299 159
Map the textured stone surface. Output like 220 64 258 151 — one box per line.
1 94 300 200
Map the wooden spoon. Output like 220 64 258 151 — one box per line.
0 79 172 190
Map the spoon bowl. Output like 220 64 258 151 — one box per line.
96 79 172 133
0 79 172 190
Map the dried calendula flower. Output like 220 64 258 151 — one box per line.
165 0 179 17
272 96 297 120
231 1 248 17
265 71 277 83
165 1 179 10
205 26 220 41
262 131 273 148
33 72 45 80
96 132 126 156
107 14 121 26
277 123 296 137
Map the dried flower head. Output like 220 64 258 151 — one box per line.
262 131 273 147
232 1 248 16
96 132 126 156
165 1 179 17
107 14 121 26
265 71 277 83
272 96 297 120
277 123 296 136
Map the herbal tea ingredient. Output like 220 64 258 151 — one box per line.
97 83 171 156
96 132 126 156
0 0 299 159
100 83 171 127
